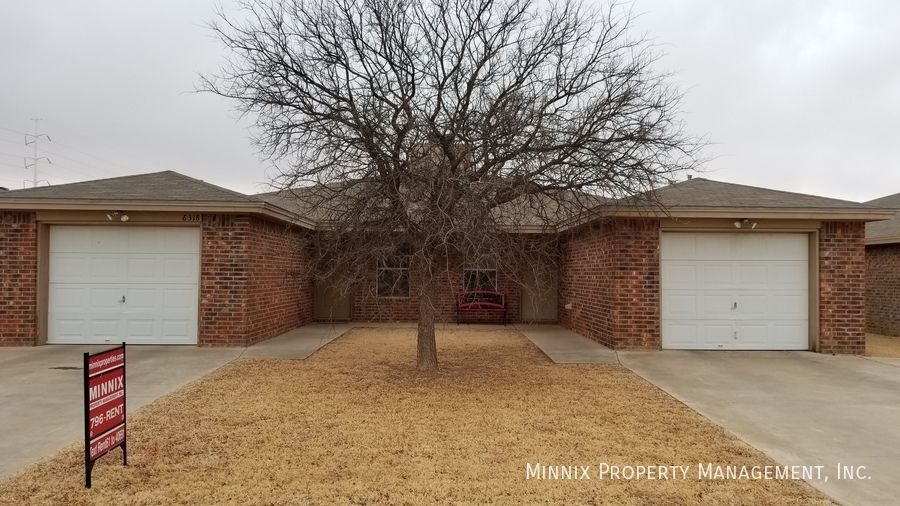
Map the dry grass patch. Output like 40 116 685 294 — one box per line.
866 333 900 358
0 328 833 505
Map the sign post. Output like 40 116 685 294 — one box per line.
84 343 127 488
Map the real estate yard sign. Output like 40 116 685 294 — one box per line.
84 344 127 488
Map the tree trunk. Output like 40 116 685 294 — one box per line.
416 295 438 371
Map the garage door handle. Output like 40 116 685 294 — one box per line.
120 296 126 303
732 302 737 309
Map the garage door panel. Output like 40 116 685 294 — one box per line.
662 323 700 348
661 232 809 350
662 292 737 319
162 320 192 339
49 255 88 281
661 263 698 288
50 287 86 310
125 288 158 310
48 226 199 345
162 256 199 282
55 320 85 338
735 323 768 348
661 293 697 318
768 324 808 349
736 264 768 289
736 294 767 318
771 263 807 289
163 288 195 310
702 293 734 317
766 234 808 258
126 257 158 279
772 293 807 318
90 288 123 309
703 264 733 286
93 319 121 337
126 319 156 337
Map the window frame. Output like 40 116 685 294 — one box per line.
463 258 498 292
376 248 411 298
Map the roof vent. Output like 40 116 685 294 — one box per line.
0 186 8 191
686 174 692 180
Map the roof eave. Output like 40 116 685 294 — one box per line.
649 207 897 221
0 199 316 229
557 207 897 231
866 235 900 246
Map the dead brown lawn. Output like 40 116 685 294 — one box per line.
866 333 900 358
0 328 833 506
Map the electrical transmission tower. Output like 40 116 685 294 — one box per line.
24 118 51 188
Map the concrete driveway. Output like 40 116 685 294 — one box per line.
618 351 900 506
0 324 350 480
0 345 243 479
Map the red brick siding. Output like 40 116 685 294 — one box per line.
0 212 38 346
200 214 312 346
558 219 660 349
611 219 661 349
199 214 251 346
865 243 900 336
558 221 616 347
245 217 312 345
819 221 866 354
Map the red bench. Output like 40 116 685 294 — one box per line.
456 291 507 325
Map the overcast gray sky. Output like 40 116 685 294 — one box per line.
1 0 898 201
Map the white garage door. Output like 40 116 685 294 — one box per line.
661 232 808 350
48 226 200 345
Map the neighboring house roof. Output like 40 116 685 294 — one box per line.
864 192 900 245
0 171 314 228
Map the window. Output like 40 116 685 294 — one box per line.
463 258 497 291
377 248 410 298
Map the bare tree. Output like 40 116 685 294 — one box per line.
201 0 702 371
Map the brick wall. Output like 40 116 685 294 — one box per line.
819 221 866 354
199 214 251 346
865 243 900 336
199 214 312 346
245 217 313 345
558 219 660 349
0 212 38 346
611 219 662 349
558 221 616 347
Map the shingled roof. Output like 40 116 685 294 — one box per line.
649 177 880 210
0 171 256 203
0 171 893 231
0 171 314 227
865 192 900 245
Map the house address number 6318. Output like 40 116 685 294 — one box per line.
182 214 202 222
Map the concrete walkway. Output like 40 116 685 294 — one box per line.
239 323 355 360
619 351 900 506
514 324 618 364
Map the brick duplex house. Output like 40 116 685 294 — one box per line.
0 171 892 353
865 192 900 336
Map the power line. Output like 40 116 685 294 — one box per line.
0 136 25 147
48 138 142 175
41 161 97 179
0 125 28 136
40 147 129 177
0 161 25 170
